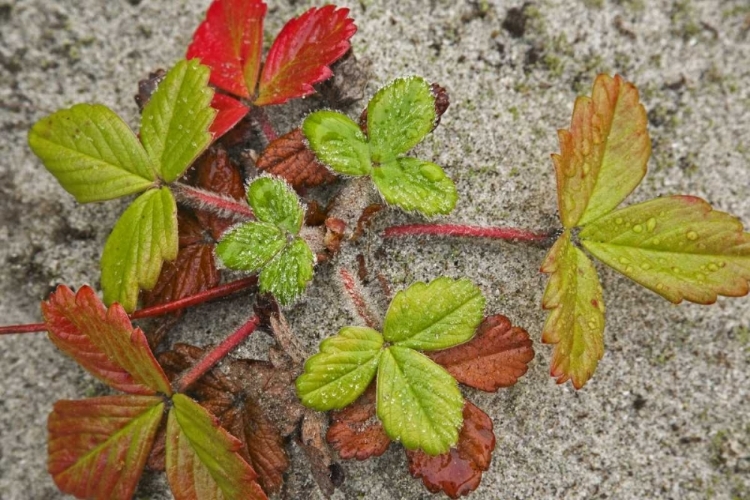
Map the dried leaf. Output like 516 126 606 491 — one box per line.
327 384 391 460
407 402 495 499
142 243 220 308
299 409 339 497
135 69 166 111
256 128 336 189
427 315 534 391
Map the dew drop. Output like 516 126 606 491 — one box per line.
708 263 719 272
633 224 643 233
615 217 624 225
419 163 443 182
647 218 656 232
653 238 661 245
618 257 630 265
641 262 651 270
656 283 664 290
686 231 698 241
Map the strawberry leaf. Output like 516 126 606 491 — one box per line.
209 93 250 139
42 285 172 396
296 327 383 411
258 237 315 305
48 396 165 500
367 76 436 163
166 393 266 500
215 221 286 272
255 6 356 106
140 59 216 183
580 195 750 304
427 315 534 391
327 384 391 461
406 401 495 499
382 277 485 351
302 110 372 176
377 346 464 455
372 157 457 216
256 128 336 188
552 74 651 228
28 103 156 203
101 187 178 312
541 230 605 389
142 242 220 308
247 176 304 234
186 0 267 99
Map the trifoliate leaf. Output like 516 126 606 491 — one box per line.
140 59 216 183
541 230 605 389
580 195 750 304
552 74 651 228
367 76 436 163
382 277 485 351
326 384 391 461
247 177 304 234
256 128 336 189
372 157 457 216
42 285 172 396
215 221 287 272
166 394 267 500
48 396 164 500
259 237 315 305
296 327 383 411
28 104 155 203
101 187 178 312
302 110 372 176
377 346 464 455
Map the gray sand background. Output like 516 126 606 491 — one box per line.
1 0 748 498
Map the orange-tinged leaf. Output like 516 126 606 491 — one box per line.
255 6 356 106
427 315 534 391
186 0 267 98
48 395 164 500
552 74 651 228
580 195 750 304
256 128 336 189
166 393 267 500
406 401 495 499
42 285 172 396
210 93 250 139
327 384 391 460
541 230 605 389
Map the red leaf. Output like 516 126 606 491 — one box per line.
327 384 391 460
406 402 495 499
427 315 534 391
48 395 165 500
42 285 172 396
187 0 267 98
210 93 250 139
256 128 336 189
255 6 356 106
142 243 220 308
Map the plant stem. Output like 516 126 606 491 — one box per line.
172 182 254 220
338 268 379 329
0 276 257 335
383 223 554 244
254 106 278 143
174 315 260 393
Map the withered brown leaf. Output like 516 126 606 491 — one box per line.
327 384 391 461
256 128 336 189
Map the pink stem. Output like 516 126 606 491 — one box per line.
172 182 254 220
339 268 379 329
174 315 260 393
383 223 553 243
0 323 47 335
254 107 278 143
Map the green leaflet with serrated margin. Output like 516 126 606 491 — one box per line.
372 158 457 216
302 110 371 176
215 221 287 272
259 237 315 305
247 177 304 234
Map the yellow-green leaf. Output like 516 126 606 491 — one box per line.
372 157 457 216
258 237 315 305
302 110 372 176
580 195 750 304
541 230 605 389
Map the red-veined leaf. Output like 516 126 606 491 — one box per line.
406 401 495 499
48 396 165 500
427 315 534 391
256 128 337 189
42 285 172 396
255 6 356 106
166 393 267 500
327 384 391 460
210 93 250 139
186 0 267 98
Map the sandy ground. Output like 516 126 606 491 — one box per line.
1 0 748 498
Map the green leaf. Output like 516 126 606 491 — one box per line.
215 221 287 272
101 187 178 312
383 277 485 350
28 103 155 203
296 327 383 410
552 74 651 228
247 177 304 234
368 76 436 163
377 346 464 455
48 396 164 500
541 230 605 389
166 394 267 500
259 237 315 305
302 110 371 176
140 59 216 183
372 157 457 216
580 195 750 304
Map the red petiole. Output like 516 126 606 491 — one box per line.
383 223 555 244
